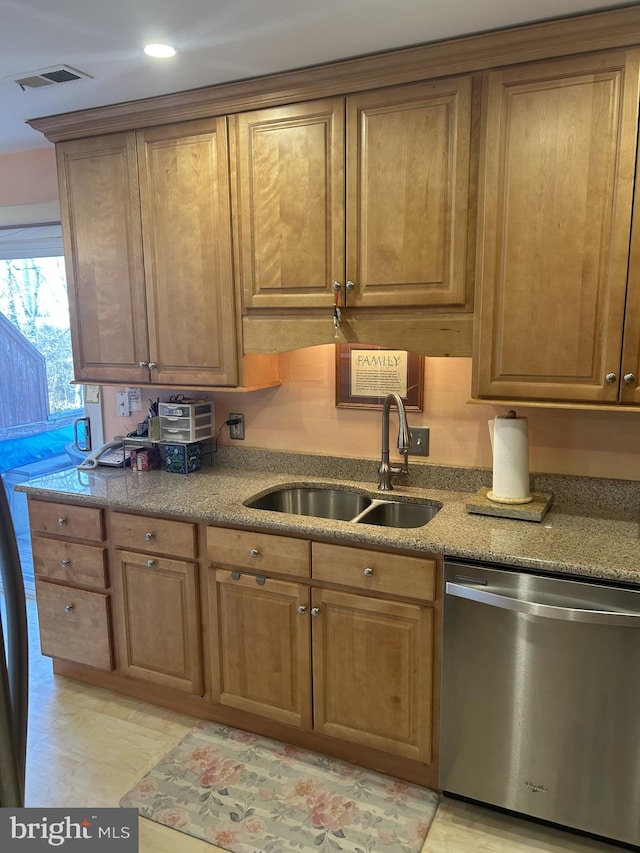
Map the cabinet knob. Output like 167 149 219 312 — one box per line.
144 532 154 541
363 567 374 576
297 605 307 615
346 280 355 290
148 362 158 369
64 603 74 613
146 560 156 568
60 559 70 568
605 372 617 383
311 607 320 617
623 373 636 384
139 361 149 368
249 548 260 558
332 281 341 291
231 570 241 581
57 517 67 526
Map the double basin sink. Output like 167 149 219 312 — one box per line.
246 485 441 528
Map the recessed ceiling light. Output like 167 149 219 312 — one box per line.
144 44 177 59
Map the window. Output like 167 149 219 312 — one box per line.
0 223 82 426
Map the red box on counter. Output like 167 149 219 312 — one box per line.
130 447 161 471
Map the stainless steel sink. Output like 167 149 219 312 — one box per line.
246 487 371 521
354 499 440 528
246 486 441 528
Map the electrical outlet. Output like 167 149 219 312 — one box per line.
229 413 245 440
408 427 430 457
116 392 130 417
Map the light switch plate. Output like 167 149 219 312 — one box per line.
116 392 130 417
409 427 429 456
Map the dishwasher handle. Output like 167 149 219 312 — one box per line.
446 581 640 627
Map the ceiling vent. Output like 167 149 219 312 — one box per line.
5 64 92 91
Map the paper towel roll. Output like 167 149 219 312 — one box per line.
487 411 533 504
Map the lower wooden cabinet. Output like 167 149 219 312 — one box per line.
28 497 438 777
311 587 433 762
35 579 113 670
207 527 437 764
208 569 311 728
29 497 114 671
112 549 203 694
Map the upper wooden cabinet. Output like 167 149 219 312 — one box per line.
231 77 474 313
57 133 148 385
472 49 640 406
58 118 240 386
231 99 344 311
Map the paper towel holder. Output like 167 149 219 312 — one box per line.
487 408 533 505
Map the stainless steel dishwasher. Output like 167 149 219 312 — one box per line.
440 558 640 848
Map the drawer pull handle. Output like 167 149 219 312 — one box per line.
249 548 260 558
60 559 70 568
363 567 374 576
64 604 74 613
231 570 241 581
144 532 154 541
57 517 67 526
146 560 156 568
255 576 266 586
297 605 307 615
311 607 320 617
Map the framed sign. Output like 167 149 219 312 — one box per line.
335 344 424 410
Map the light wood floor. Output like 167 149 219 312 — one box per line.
19 596 620 853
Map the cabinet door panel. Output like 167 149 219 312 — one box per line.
620 140 640 405
231 99 345 309
312 588 432 762
113 550 202 693
209 569 312 728
474 50 640 403
137 118 238 386
347 78 473 308
57 133 150 384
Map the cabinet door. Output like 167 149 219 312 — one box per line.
112 549 202 694
208 569 312 729
346 77 473 309
231 99 345 310
312 588 433 762
620 148 640 405
57 133 150 384
473 50 640 403
137 118 238 385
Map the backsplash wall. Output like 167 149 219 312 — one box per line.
102 346 640 482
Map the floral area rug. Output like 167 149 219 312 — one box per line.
120 721 439 852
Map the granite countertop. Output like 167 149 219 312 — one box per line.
16 452 640 585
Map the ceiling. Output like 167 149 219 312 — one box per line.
0 0 635 154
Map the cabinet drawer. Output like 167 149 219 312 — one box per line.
312 542 436 601
35 579 113 670
28 499 104 542
207 526 310 578
32 537 107 589
110 512 197 558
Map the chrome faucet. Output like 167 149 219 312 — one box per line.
377 393 411 491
